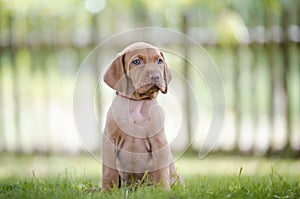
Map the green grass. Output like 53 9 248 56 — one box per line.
0 154 299 198
0 170 299 199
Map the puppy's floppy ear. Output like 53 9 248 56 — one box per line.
160 51 172 83
103 52 128 93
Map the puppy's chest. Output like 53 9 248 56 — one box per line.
112 100 165 138
130 110 149 125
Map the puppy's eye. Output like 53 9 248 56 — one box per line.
132 58 141 65
157 58 163 64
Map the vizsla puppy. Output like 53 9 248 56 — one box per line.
102 42 182 191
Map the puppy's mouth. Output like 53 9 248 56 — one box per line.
135 82 165 95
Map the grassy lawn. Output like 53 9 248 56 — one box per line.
0 154 299 198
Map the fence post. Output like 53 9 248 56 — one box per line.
0 5 4 152
281 5 292 156
264 3 276 156
232 45 242 153
9 15 21 154
0 52 3 152
297 2 300 157
182 13 193 152
91 14 102 130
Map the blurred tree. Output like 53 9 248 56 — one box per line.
130 0 148 26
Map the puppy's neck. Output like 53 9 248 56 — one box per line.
116 91 158 101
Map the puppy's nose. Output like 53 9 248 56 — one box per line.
149 72 160 82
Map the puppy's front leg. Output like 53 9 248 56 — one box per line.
102 164 119 191
102 134 119 191
150 167 170 189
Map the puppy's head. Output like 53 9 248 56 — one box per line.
104 42 172 100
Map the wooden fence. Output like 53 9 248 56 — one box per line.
0 4 299 157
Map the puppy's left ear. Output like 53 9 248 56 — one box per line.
160 51 172 83
103 52 128 93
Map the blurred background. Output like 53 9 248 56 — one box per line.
0 0 299 169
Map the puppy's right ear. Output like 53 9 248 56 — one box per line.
103 52 128 93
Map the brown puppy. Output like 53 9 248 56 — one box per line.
102 42 182 191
